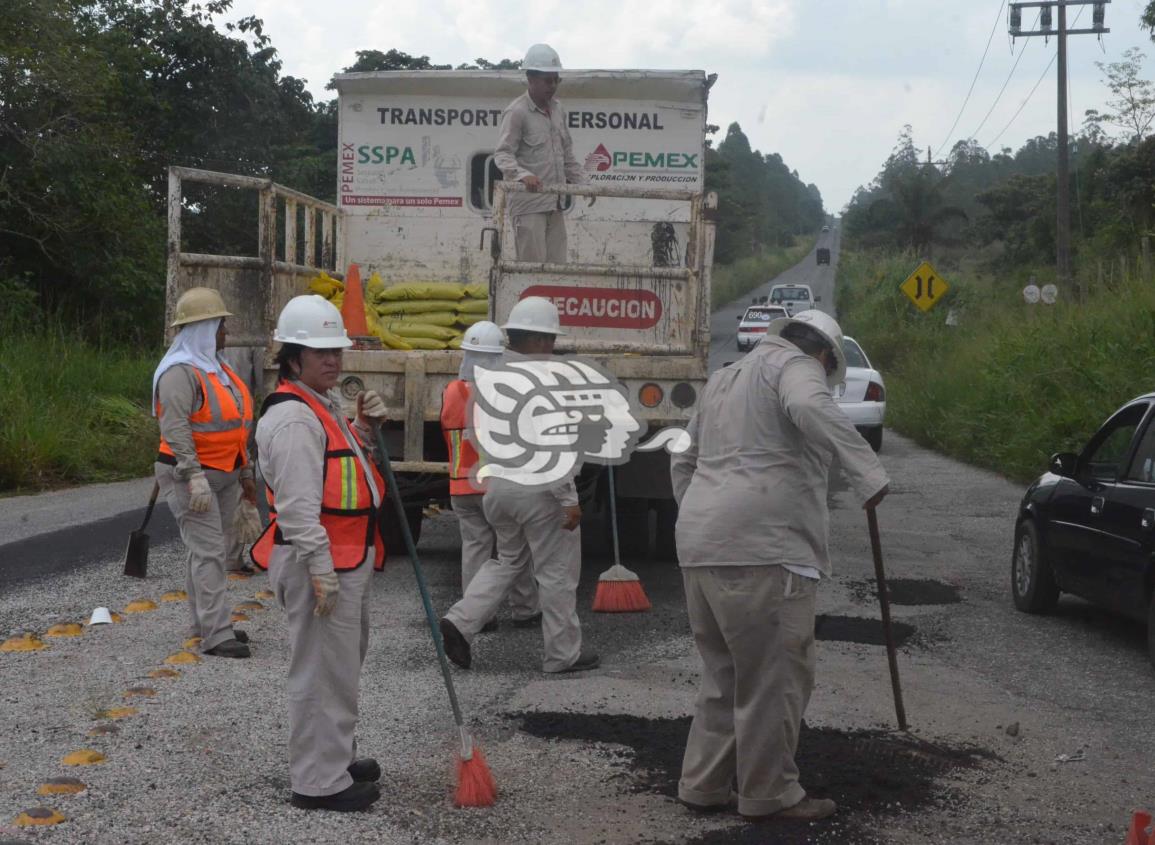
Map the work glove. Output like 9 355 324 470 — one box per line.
356 389 388 429
240 475 257 505
233 499 263 545
310 571 340 617
187 471 213 514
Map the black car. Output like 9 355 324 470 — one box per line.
1012 394 1155 665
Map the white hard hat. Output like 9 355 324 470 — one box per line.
767 309 847 388
502 296 565 335
523 43 562 73
461 320 505 354
274 295 353 349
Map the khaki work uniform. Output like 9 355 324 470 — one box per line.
494 92 586 264
155 364 251 652
671 335 889 816
219 345 264 571
255 382 381 798
452 494 539 619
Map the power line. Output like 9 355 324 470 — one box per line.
969 8 1041 141
934 0 1007 159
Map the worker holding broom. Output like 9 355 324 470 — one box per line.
440 297 599 674
152 287 262 659
671 310 889 822
440 320 540 630
250 294 389 812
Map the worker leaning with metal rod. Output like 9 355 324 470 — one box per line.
250 294 388 813
440 320 539 631
153 287 261 659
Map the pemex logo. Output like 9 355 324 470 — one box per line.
585 144 612 172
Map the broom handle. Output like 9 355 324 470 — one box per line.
867 506 908 731
608 464 621 569
372 425 466 729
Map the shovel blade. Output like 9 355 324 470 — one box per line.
123 530 149 578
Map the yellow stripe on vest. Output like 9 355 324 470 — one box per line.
341 456 357 510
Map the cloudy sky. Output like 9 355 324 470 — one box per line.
225 0 1155 210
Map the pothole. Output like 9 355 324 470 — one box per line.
815 614 916 647
849 578 962 606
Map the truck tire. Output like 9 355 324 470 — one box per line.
654 499 679 562
614 496 651 560
864 426 883 452
382 506 423 556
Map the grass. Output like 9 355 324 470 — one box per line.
836 249 1155 483
711 236 818 310
0 326 160 492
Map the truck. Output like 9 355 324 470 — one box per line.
165 69 717 557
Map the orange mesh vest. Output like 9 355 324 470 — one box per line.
156 364 252 473
250 381 386 572
440 379 483 497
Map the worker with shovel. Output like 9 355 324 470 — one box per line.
153 287 261 659
250 294 389 812
440 320 539 630
671 310 889 822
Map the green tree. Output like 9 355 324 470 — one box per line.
1095 48 1155 143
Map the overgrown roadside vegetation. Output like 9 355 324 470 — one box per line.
711 237 817 309
837 250 1155 483
0 326 158 492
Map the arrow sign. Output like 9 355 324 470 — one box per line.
901 261 950 313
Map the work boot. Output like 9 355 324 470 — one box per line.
557 650 600 673
742 797 837 822
347 758 381 783
439 618 471 669
203 638 250 659
511 612 543 629
290 781 380 812
233 629 250 644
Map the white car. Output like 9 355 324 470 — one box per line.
736 305 787 351
835 336 885 452
769 283 818 316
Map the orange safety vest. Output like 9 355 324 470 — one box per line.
156 364 252 473
440 379 484 497
250 381 387 572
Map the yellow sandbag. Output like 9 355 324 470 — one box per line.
388 321 458 341
457 313 486 327
363 302 383 335
400 311 456 327
456 299 490 315
399 336 449 350
447 335 463 350
463 283 487 299
366 271 385 300
308 271 344 299
374 326 413 350
379 282 466 302
330 293 343 310
376 299 460 315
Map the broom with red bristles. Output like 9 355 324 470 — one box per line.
373 426 496 807
592 464 652 613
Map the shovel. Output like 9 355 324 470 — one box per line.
123 481 160 579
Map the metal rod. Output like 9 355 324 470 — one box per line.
497 259 691 280
495 180 698 202
867 506 908 731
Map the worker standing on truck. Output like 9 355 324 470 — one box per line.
439 297 599 674
250 295 389 812
494 43 588 264
440 320 539 631
153 287 260 659
671 311 889 822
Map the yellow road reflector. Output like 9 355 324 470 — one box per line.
164 651 201 665
234 600 265 612
0 633 46 652
88 724 119 736
124 599 158 613
62 749 106 766
227 571 252 581
255 590 275 600
231 612 249 623
123 686 156 698
109 611 124 623
45 623 84 638
95 707 137 720
149 668 181 679
14 806 66 826
160 590 187 602
183 636 203 649
38 777 86 796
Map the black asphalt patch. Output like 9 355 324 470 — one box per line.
512 711 993 845
849 578 962 606
814 614 916 647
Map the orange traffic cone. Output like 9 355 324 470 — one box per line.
340 263 370 337
1126 811 1154 845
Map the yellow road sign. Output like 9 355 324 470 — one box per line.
901 261 950 312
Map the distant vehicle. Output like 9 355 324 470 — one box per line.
1011 394 1155 666
822 225 831 232
835 337 885 452
816 247 831 265
735 305 787 351
769 283 818 315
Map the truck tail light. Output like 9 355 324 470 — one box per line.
671 382 696 409
639 383 664 408
865 382 885 402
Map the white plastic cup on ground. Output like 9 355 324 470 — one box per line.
88 607 113 625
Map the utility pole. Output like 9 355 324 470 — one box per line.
1009 1 1109 290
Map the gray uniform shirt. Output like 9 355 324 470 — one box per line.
255 381 381 575
494 92 586 217
156 364 253 481
671 336 889 575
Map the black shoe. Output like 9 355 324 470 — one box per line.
679 798 729 814
233 629 250 644
204 638 250 658
480 620 499 634
291 781 380 812
347 758 381 783
511 612 543 629
557 650 600 673
439 618 471 669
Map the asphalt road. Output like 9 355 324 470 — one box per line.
2 231 1153 844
